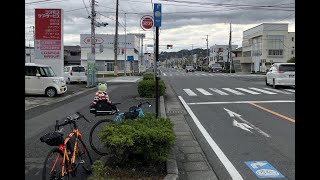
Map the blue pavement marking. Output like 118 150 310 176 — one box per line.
244 161 285 178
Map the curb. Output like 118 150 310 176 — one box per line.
160 96 179 180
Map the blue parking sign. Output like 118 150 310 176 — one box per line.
154 3 161 27
245 161 285 178
127 56 134 62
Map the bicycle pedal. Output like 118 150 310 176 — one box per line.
79 160 85 164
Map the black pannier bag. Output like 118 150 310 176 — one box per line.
91 100 116 116
40 132 64 146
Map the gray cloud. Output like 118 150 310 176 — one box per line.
25 0 295 51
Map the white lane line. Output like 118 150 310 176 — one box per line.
178 96 243 180
196 88 213 95
222 88 245 95
163 73 167 76
263 88 292 94
235 88 261 95
188 100 295 105
183 89 197 96
284 89 295 92
248 87 277 94
201 74 208 76
209 88 229 95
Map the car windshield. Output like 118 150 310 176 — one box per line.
279 64 295 72
72 67 85 72
211 64 221 68
186 66 194 69
40 67 56 77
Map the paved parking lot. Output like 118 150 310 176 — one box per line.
25 83 91 110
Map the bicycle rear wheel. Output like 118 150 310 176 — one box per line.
89 119 113 156
75 137 93 175
42 148 69 180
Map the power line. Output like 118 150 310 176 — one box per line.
82 0 90 16
25 0 67 5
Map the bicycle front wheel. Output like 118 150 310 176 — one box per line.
75 137 93 176
89 119 113 156
42 148 69 180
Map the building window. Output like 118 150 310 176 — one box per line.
243 51 251 57
292 37 294 41
268 50 283 56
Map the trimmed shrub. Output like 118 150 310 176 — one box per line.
98 113 175 165
143 73 154 80
87 160 107 180
138 80 166 98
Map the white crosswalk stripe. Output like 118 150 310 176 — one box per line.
284 89 295 93
248 87 277 94
209 88 229 95
263 88 292 94
235 88 261 94
222 88 245 95
196 88 213 95
183 89 197 96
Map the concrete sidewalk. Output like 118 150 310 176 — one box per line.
164 83 218 180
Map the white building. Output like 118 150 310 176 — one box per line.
209 45 238 67
80 33 145 74
240 23 295 72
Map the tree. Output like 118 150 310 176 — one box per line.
287 57 295 63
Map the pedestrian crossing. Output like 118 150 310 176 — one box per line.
183 87 294 96
162 72 264 77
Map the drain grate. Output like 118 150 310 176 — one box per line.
167 110 184 115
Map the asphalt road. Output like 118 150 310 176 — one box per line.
161 67 295 180
25 82 156 180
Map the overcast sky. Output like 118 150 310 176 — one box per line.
25 0 295 52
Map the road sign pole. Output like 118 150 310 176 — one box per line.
154 3 161 118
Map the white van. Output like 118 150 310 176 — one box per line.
64 65 87 84
25 63 67 97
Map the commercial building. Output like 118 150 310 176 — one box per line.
80 33 146 74
239 23 295 72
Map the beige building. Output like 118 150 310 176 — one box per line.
237 23 295 72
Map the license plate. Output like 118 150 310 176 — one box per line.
289 75 294 78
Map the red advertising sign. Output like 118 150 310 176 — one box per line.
140 15 153 30
35 9 62 59
35 9 61 40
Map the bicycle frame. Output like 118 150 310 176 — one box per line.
55 128 82 177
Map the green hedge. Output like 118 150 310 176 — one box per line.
98 113 175 165
143 73 154 80
138 79 166 98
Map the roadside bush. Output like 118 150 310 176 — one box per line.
138 80 166 98
87 160 107 180
98 113 175 165
143 73 154 80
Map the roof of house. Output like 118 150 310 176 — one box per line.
64 45 81 52
231 47 242 52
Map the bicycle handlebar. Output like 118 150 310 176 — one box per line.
138 101 152 108
55 112 90 131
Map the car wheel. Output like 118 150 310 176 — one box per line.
273 79 278 89
265 78 269 86
46 87 57 97
67 78 71 84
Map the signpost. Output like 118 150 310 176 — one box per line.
154 3 161 118
34 9 63 77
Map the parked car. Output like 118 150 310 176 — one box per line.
209 63 222 73
265 63 295 89
25 63 67 97
185 66 195 72
64 65 87 84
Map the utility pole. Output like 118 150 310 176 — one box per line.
30 26 35 48
114 0 119 76
191 44 193 66
228 23 233 73
206 35 209 66
124 13 127 76
29 40 32 63
87 0 96 87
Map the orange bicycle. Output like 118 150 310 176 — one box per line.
40 112 93 180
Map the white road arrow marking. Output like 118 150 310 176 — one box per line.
233 119 253 133
251 161 267 169
224 108 271 138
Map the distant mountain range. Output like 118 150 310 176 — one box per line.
159 48 209 61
